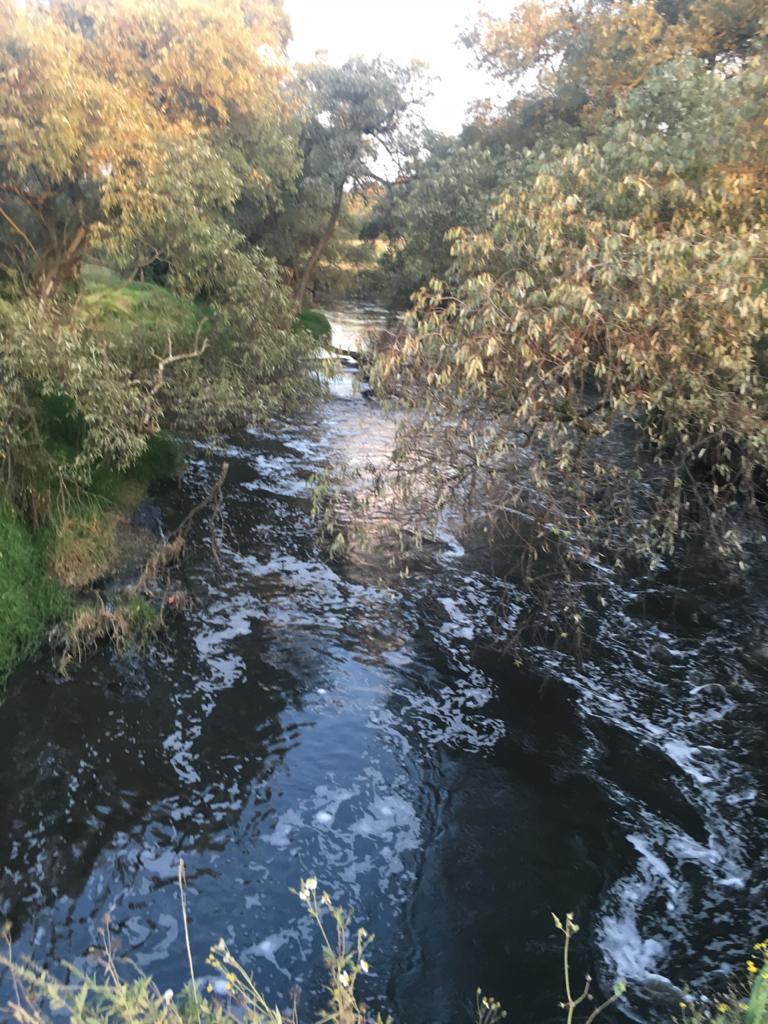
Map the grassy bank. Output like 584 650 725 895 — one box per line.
0 502 69 681
0 271 325 687
294 308 332 341
0 269 197 687
0 430 183 687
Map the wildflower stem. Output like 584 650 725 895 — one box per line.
564 927 575 1024
584 992 620 1024
178 857 201 1024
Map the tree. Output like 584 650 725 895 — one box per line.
363 132 506 307
0 0 322 522
261 58 422 308
0 0 299 298
464 0 765 130
377 1 768 587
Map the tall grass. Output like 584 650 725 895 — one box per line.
0 870 503 1024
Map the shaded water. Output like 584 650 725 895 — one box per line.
1 305 767 1023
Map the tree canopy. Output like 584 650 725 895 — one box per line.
371 0 768 600
246 57 423 306
0 0 420 524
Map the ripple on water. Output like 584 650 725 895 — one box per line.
0 312 767 1024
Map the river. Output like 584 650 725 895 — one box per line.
0 304 766 1023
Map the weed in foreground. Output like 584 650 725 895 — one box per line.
2 870 764 1024
0 866 505 1024
552 913 625 1023
676 940 768 1024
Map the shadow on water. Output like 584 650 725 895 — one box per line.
0 305 767 1023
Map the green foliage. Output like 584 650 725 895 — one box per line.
0 265 317 522
378 5 768 575
0 0 327 681
37 393 87 452
0 0 300 299
364 135 505 307
746 953 768 1024
0 501 68 682
247 58 424 306
294 308 332 340
128 433 184 485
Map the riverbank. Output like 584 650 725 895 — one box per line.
0 264 325 687
0 431 182 686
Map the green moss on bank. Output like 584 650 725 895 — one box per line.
80 278 214 341
80 264 215 337
0 502 70 681
0 432 184 686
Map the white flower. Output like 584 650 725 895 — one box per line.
360 959 369 974
305 876 317 892
339 970 350 988
299 887 309 902
216 938 226 952
162 989 174 1005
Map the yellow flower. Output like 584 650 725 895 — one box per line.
207 983 213 993
226 972 236 983
717 1003 728 1013
747 960 759 973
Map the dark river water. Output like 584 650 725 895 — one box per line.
1 305 767 1023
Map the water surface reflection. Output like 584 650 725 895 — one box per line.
1 307 766 1023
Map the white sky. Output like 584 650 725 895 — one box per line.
283 0 514 135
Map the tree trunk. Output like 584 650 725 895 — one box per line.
36 222 89 300
294 184 344 308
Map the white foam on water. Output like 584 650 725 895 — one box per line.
600 901 668 981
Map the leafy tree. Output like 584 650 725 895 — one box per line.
464 0 764 135
0 0 299 298
363 133 506 307
0 0 321 522
378 3 768 583
249 58 423 307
